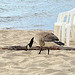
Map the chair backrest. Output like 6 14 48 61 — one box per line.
67 14 75 26
56 12 74 26
62 13 70 23
62 13 72 26
57 13 64 23
72 14 75 26
57 13 70 24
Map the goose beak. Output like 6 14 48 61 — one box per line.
25 45 28 51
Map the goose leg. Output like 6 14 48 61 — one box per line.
48 49 50 55
39 47 42 54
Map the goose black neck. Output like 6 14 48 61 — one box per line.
28 37 34 48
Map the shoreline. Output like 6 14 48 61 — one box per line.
0 28 54 31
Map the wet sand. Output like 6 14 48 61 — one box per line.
0 30 75 75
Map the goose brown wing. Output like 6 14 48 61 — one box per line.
42 33 59 42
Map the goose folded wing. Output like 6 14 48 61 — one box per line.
42 33 59 42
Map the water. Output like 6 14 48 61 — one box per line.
0 0 75 30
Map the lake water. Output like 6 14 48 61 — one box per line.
0 0 75 30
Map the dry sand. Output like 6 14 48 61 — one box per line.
0 30 75 75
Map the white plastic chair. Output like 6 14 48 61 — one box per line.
54 9 75 46
56 13 75 46
54 13 65 40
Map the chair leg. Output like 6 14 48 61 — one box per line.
62 25 65 43
66 26 70 46
54 25 61 40
58 26 61 40
71 26 75 39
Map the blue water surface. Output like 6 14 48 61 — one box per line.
0 0 75 30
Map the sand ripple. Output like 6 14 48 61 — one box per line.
0 30 75 75
0 50 75 75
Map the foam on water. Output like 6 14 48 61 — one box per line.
0 0 75 30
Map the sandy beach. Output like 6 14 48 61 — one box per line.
0 30 75 75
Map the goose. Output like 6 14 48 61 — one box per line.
26 32 64 55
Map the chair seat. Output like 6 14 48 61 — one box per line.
55 22 66 26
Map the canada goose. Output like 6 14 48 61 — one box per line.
26 32 64 55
